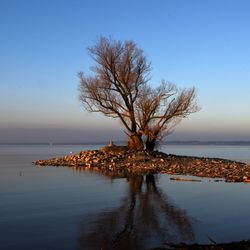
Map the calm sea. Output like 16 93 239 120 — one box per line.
0 144 250 249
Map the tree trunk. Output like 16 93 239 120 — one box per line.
145 138 156 151
128 133 144 151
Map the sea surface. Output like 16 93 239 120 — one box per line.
0 144 250 249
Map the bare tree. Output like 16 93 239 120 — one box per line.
79 37 150 150
136 81 199 151
79 37 199 151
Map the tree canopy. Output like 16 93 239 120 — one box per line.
79 37 199 151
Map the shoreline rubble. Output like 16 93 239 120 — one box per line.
34 145 250 183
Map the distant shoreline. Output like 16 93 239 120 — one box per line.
2 141 250 146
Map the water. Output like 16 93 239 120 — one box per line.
161 144 250 163
0 144 250 249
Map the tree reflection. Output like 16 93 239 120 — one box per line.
78 174 195 250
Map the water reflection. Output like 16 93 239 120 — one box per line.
78 173 196 249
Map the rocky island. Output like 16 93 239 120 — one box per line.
35 143 250 183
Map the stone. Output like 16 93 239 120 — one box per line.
34 145 248 182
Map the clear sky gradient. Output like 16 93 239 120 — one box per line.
0 0 250 142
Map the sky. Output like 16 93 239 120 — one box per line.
0 0 250 143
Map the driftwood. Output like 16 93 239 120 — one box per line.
170 177 201 182
166 240 250 249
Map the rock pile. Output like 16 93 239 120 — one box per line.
35 145 250 182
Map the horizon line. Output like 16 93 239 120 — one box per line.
1 140 250 146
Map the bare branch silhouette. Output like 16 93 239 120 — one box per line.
79 37 199 151
136 81 199 150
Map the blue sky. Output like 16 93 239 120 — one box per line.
0 0 250 142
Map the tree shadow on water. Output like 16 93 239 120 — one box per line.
78 174 196 250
